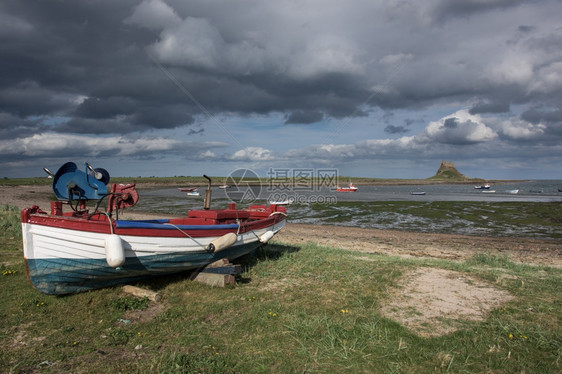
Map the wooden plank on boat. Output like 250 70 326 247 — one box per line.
193 272 235 287
122 285 162 302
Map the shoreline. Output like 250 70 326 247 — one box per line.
0 178 531 188
2 185 560 267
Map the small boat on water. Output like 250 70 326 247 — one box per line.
481 190 496 194
218 185 231 189
186 191 200 196
474 184 491 190
21 162 287 295
268 197 295 205
178 187 198 192
506 189 519 194
336 183 358 192
410 191 426 196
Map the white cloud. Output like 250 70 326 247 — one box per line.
149 17 224 70
0 133 225 158
379 53 414 67
528 61 562 95
422 109 497 145
286 35 363 79
135 2 363 79
497 119 546 140
197 150 217 159
230 146 274 161
125 0 181 30
282 136 418 162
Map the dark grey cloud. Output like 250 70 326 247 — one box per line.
469 101 510 114
518 25 536 33
1 0 562 178
520 108 562 139
2 0 561 134
404 119 418 127
74 97 137 119
443 118 459 129
384 125 410 134
284 110 324 125
521 108 562 125
430 0 529 21
0 112 44 139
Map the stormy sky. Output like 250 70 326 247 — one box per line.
1 0 562 180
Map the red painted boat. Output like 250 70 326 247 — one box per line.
178 187 198 192
336 183 358 192
21 162 287 295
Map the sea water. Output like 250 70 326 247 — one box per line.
131 180 562 239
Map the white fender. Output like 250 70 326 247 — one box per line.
259 230 274 244
105 234 125 268
207 232 237 253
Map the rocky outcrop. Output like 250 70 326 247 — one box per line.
432 160 468 180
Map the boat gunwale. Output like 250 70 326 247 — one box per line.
22 209 286 238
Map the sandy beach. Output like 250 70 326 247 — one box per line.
2 184 560 267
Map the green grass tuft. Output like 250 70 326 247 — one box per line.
110 296 150 311
0 205 22 240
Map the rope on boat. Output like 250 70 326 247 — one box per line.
246 211 286 242
268 211 287 217
104 212 114 234
165 222 240 252
163 222 210 251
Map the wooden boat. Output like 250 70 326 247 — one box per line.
178 187 198 192
21 162 287 295
336 183 358 192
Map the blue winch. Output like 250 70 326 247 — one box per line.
47 162 110 201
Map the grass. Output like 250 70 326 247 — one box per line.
1 206 560 373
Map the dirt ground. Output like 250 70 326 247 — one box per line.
276 222 562 267
3 184 560 336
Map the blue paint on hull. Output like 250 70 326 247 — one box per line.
26 242 261 295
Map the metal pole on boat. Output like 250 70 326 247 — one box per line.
43 167 54 178
203 174 212 210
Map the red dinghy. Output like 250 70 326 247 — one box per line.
336 183 358 192
178 187 198 192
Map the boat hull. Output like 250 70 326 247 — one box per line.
22 209 285 295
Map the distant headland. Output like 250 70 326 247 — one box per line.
428 160 469 181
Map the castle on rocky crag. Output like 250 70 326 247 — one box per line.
433 160 468 179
